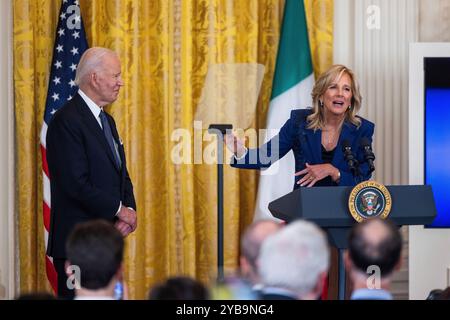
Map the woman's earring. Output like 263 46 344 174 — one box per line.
319 100 324 107
348 105 351 110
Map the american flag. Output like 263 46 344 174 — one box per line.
40 0 88 293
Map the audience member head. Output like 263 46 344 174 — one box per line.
148 276 209 300
259 220 330 299
346 218 402 290
210 275 259 300
240 219 283 285
65 220 124 298
427 287 450 300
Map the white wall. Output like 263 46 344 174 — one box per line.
0 0 16 299
409 43 450 300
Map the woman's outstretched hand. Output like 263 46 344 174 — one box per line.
224 133 246 158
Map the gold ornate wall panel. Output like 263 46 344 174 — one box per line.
305 0 334 79
14 0 62 294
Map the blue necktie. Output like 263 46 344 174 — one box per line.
99 111 122 169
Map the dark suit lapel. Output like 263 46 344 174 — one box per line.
303 125 322 164
74 94 120 172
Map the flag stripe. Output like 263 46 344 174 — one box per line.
40 122 47 149
271 0 313 99
45 256 58 293
254 0 314 222
266 74 315 130
41 144 49 178
43 173 51 207
41 0 88 293
43 202 51 231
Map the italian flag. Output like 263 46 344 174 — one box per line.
254 0 314 220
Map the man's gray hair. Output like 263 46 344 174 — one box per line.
74 47 117 86
259 220 330 297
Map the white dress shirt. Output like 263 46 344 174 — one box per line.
78 89 104 129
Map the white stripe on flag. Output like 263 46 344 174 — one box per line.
265 74 315 135
40 122 48 148
44 229 49 250
254 74 314 221
43 172 51 207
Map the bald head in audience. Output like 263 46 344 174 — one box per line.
345 218 402 300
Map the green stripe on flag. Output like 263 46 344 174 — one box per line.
271 0 313 99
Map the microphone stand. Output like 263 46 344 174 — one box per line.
342 144 361 184
353 165 363 184
360 138 376 175
208 124 232 283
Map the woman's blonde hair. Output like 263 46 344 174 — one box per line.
307 64 362 130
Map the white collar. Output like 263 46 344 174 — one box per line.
78 89 103 119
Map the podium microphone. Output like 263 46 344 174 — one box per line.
342 139 359 177
360 137 375 173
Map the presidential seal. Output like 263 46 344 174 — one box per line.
348 181 392 222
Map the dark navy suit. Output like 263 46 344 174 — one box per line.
46 93 136 298
46 93 136 259
231 109 375 188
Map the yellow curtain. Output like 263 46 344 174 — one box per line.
14 0 333 299
305 0 334 79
